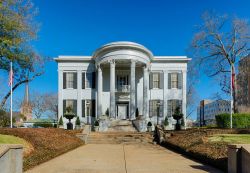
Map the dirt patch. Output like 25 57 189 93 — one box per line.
0 128 84 171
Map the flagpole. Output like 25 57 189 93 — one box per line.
230 65 233 129
10 61 13 128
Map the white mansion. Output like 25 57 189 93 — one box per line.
55 41 190 129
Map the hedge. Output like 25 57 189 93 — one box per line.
215 113 250 128
33 122 56 128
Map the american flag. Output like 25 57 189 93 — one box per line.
8 65 13 86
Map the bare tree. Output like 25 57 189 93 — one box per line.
43 93 58 120
190 11 250 113
30 92 46 119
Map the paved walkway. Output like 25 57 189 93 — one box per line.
25 143 222 173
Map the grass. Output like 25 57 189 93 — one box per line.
209 134 250 144
0 134 28 144
0 134 34 156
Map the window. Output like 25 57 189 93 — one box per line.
167 100 182 117
153 73 160 88
171 73 178 88
82 99 96 118
63 72 77 89
66 73 74 88
63 100 77 115
149 100 163 118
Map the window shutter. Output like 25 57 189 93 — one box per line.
168 73 171 89
63 100 66 115
82 100 85 117
178 73 183 89
73 73 77 89
92 100 96 117
82 72 85 89
159 73 164 89
73 100 77 115
159 100 163 117
63 73 66 89
92 72 96 89
149 73 153 89
167 100 172 117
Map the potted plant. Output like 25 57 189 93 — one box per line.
63 106 76 130
94 120 99 131
105 108 109 116
164 117 170 130
172 107 183 131
136 108 139 118
58 116 64 128
75 116 81 130
147 121 152 132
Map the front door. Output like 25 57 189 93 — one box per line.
117 104 127 119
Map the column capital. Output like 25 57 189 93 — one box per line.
108 59 116 65
163 70 169 74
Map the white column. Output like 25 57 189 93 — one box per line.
58 70 63 121
97 65 103 118
110 60 116 118
163 70 168 119
77 70 82 119
130 60 136 120
182 70 187 128
143 65 149 118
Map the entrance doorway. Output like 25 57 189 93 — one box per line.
116 102 129 120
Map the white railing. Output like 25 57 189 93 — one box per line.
116 85 130 92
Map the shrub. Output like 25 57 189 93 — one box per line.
33 123 54 128
215 113 250 128
147 121 152 126
58 116 63 125
75 116 80 126
94 120 99 126
164 117 169 126
105 108 109 116
136 108 139 118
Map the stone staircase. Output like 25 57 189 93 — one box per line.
87 132 153 144
107 120 137 132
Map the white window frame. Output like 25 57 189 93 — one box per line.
152 73 160 89
171 73 178 89
66 72 74 89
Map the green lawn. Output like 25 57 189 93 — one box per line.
0 134 28 145
208 134 250 144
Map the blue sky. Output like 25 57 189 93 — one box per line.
1 0 250 119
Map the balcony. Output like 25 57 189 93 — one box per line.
116 85 130 93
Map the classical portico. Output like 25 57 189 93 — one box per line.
94 42 152 120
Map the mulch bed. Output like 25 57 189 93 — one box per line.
160 128 250 172
0 128 84 171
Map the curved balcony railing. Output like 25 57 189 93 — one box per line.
116 85 130 93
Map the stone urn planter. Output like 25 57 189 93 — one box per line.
94 120 99 132
147 121 152 132
63 106 76 130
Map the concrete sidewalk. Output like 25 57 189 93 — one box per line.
25 144 222 173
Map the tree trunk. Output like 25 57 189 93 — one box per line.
0 79 29 109
232 65 238 113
